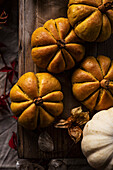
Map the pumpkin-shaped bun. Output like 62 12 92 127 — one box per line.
81 107 113 170
10 72 63 130
31 18 85 73
68 0 113 42
72 55 113 111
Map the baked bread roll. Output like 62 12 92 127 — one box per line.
31 18 85 73
72 55 113 111
10 72 63 129
68 0 113 42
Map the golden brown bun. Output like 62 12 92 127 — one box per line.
68 0 113 42
31 18 85 73
72 55 113 111
10 72 63 129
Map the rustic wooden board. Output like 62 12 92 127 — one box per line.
18 0 113 160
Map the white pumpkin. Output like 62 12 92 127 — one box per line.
81 107 113 170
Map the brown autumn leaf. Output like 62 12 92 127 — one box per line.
68 126 82 143
70 107 89 126
38 132 54 152
54 106 89 144
55 106 89 128
54 119 69 128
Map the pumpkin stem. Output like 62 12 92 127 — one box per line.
100 79 110 89
57 39 65 48
34 97 43 106
98 1 113 13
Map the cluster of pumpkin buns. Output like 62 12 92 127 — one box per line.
10 0 113 129
10 0 113 168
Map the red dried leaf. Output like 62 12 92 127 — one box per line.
0 59 18 84
0 93 10 111
0 66 12 72
0 94 9 107
0 10 8 24
8 132 17 150
8 71 14 83
11 60 16 68
11 115 18 120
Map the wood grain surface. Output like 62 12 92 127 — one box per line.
18 0 113 160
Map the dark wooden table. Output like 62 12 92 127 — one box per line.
18 0 113 162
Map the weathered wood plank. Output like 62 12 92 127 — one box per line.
18 0 25 77
97 36 113 59
18 0 113 160
17 125 24 158
18 0 25 158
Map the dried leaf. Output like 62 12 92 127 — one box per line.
54 119 69 128
38 132 54 152
54 106 89 144
48 160 67 170
68 126 82 144
0 59 18 84
16 160 44 170
0 10 8 24
55 106 89 129
70 106 89 126
8 132 17 150
74 111 89 126
11 115 18 120
0 93 10 111
71 106 82 116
